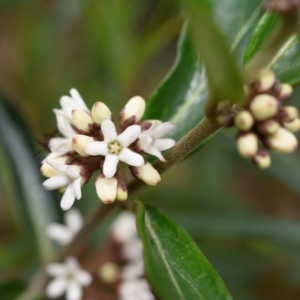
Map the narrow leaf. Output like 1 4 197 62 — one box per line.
136 201 232 300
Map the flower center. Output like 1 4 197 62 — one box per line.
65 272 75 281
107 140 123 155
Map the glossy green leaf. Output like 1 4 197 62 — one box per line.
244 11 300 85
144 1 262 142
136 201 232 300
0 97 56 261
182 0 245 108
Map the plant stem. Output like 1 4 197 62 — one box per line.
243 13 299 84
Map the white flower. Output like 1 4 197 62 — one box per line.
121 261 144 280
85 119 144 178
46 209 83 245
46 257 92 300
54 88 90 122
119 279 155 300
42 161 85 210
137 121 175 162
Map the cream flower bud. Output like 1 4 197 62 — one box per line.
236 133 258 158
256 69 275 92
98 262 120 284
252 148 271 169
91 102 112 125
283 118 300 133
278 83 293 101
256 119 280 135
71 110 93 133
131 162 161 185
120 96 146 127
40 156 69 177
277 106 298 122
250 94 278 121
265 127 298 153
95 175 117 204
234 111 254 131
72 135 94 156
117 181 128 201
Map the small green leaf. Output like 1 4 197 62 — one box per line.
136 201 232 300
182 0 245 108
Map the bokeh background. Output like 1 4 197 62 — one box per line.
1 1 300 299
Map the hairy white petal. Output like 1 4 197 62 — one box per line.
152 122 174 139
47 161 68 174
103 154 119 178
118 125 141 147
153 138 175 151
66 165 81 179
46 278 67 298
56 113 76 137
66 282 82 300
101 119 118 142
119 148 144 166
72 177 82 200
70 88 89 111
60 184 76 210
46 224 73 245
85 141 108 156
144 146 165 162
43 175 69 190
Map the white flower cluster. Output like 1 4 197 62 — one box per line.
218 69 299 168
41 89 176 210
111 211 155 300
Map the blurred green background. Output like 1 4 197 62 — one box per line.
1 1 300 299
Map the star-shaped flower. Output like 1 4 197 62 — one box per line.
137 121 175 162
46 257 92 300
46 209 83 245
85 119 144 178
42 161 85 210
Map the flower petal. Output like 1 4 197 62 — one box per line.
70 88 89 111
77 270 92 286
152 122 174 139
66 282 82 300
119 148 144 166
55 113 76 137
64 209 83 232
45 278 67 298
72 177 82 200
101 119 117 142
43 175 69 190
103 154 119 178
118 125 141 147
47 161 68 174
46 224 73 245
49 137 68 150
144 146 165 162
65 256 80 271
46 263 67 277
85 141 108 156
153 138 175 151
66 165 81 179
60 184 76 210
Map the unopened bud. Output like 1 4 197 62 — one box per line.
256 69 276 92
130 162 161 185
119 96 146 127
215 114 234 127
117 181 128 201
95 175 117 204
236 133 258 158
72 135 94 156
91 102 112 125
255 119 280 135
278 84 293 101
98 262 120 284
250 94 278 121
252 148 271 169
283 118 300 133
234 111 254 131
141 120 162 131
277 106 298 122
265 127 298 153
71 110 93 133
40 156 69 177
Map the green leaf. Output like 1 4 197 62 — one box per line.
136 201 232 300
0 97 56 261
244 11 300 85
0 280 26 299
182 0 245 109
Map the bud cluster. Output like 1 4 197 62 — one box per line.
41 89 176 210
218 70 299 168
